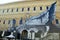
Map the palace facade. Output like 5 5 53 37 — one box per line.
0 0 59 31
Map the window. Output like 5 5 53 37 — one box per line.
7 9 9 12
8 20 10 24
33 7 36 11
11 9 13 12
16 8 18 12
27 8 30 11
56 19 59 24
19 17 23 24
2 10 4 13
12 19 16 24
40 6 42 10
3 20 5 24
22 8 24 12
46 6 48 10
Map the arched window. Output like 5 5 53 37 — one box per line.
19 17 23 24
12 19 16 25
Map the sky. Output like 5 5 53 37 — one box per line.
0 0 24 4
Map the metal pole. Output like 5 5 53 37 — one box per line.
31 32 32 40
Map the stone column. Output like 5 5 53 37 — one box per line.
28 32 35 39
32 32 35 39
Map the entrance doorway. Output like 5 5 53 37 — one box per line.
22 30 28 39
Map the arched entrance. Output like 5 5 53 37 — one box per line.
22 30 28 39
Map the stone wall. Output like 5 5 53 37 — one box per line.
35 33 60 40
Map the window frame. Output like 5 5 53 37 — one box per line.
27 7 30 11
7 9 9 12
2 9 4 13
56 19 59 24
11 9 13 12
33 7 36 11
22 8 24 12
8 20 10 24
16 8 18 12
46 6 49 10
3 20 5 24
40 6 42 10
